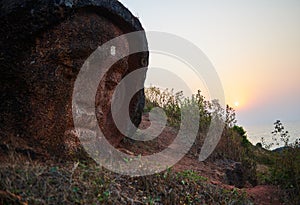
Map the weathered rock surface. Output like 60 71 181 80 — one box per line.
225 160 257 188
0 0 148 158
225 162 245 188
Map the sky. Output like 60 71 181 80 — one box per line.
119 0 300 126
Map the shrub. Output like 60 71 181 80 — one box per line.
144 87 258 188
144 87 182 127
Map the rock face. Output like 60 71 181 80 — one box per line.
225 162 245 188
225 160 257 188
0 0 148 158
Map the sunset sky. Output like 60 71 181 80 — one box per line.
120 0 300 126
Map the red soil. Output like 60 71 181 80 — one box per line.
118 114 284 204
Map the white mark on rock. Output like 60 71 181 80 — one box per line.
110 46 116 56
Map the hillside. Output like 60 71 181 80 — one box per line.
0 113 284 205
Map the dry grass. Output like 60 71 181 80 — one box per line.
0 158 252 205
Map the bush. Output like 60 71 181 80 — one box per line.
144 87 258 187
144 87 212 131
144 87 182 127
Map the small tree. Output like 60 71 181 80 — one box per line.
226 105 237 128
272 120 290 147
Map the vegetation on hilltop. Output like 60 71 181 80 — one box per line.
258 120 300 204
144 87 257 185
144 86 300 204
1 86 299 204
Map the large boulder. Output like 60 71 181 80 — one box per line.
0 0 148 158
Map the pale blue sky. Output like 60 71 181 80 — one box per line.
120 0 300 126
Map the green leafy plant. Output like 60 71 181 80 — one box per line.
177 170 208 182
